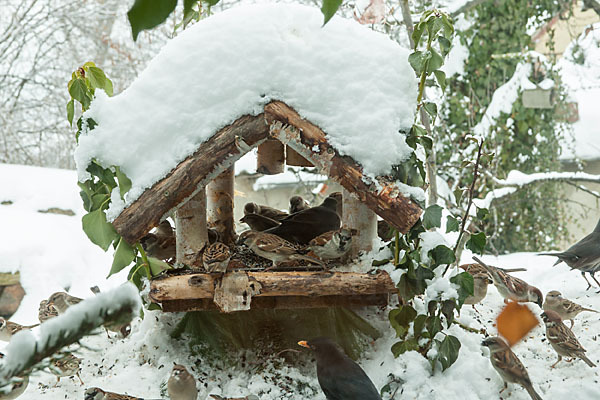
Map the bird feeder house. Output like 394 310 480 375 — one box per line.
522 77 555 109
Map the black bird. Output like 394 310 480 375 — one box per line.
264 195 341 244
239 213 281 231
298 337 382 400
539 218 600 289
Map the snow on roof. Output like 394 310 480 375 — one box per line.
74 3 417 219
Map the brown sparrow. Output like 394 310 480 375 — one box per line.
541 310 596 368
140 233 176 261
289 196 309 214
155 220 174 236
50 353 83 385
473 257 543 307
238 231 324 267
243 202 288 221
239 213 280 231
84 387 143 400
167 364 198 400
481 337 543 400
47 292 83 313
308 228 356 261
38 300 59 323
543 290 598 328
460 263 527 277
459 263 525 306
0 317 39 342
203 242 231 273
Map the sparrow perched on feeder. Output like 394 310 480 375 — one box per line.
543 290 598 328
308 228 357 261
38 300 59 323
0 317 39 342
265 195 341 245
140 233 176 261
481 337 542 400
167 364 198 400
298 337 382 400
239 213 280 232
238 231 324 267
47 292 83 313
243 202 288 221
541 310 596 368
84 387 143 400
203 242 231 273
50 353 83 385
539 218 600 289
289 195 309 214
473 257 543 307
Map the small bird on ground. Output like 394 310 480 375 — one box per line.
167 364 198 400
84 387 144 400
50 353 83 386
38 300 59 323
0 317 39 342
541 310 596 368
308 228 356 261
473 257 543 307
244 202 288 221
265 195 341 244
298 337 382 400
47 292 83 313
543 290 598 328
538 218 600 289
289 196 309 214
481 337 542 400
238 231 324 268
239 213 280 231
203 242 231 273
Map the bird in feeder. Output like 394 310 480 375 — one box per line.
239 213 281 232
202 242 231 273
238 231 323 268
140 223 176 262
289 195 309 213
243 202 288 221
308 228 357 262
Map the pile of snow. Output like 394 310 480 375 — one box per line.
75 3 417 220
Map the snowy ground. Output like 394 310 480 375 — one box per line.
1 163 600 399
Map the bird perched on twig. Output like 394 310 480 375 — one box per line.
167 364 197 400
238 231 323 268
298 337 382 400
481 337 543 400
50 353 83 386
84 387 145 400
38 300 59 323
308 228 357 262
473 256 543 307
244 202 288 221
0 317 39 342
289 196 309 214
47 292 83 313
541 310 596 368
538 218 600 289
543 290 598 328
239 213 280 232
203 242 231 273
265 194 341 245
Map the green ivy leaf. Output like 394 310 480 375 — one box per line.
115 167 132 199
441 299 456 327
426 315 442 337
104 78 114 96
321 0 342 26
87 67 107 90
412 22 425 48
446 215 459 233
205 0 220 5
184 0 196 18
82 209 118 251
450 271 474 306
408 51 429 75
437 335 461 371
466 232 487 254
66 99 74 126
420 135 433 151
427 48 444 74
391 338 419 357
109 238 136 277
68 78 91 109
389 305 418 338
423 102 438 120
434 70 447 91
413 314 427 338
476 207 489 220
148 257 171 276
127 0 178 41
429 245 456 266
423 204 443 229
438 36 452 57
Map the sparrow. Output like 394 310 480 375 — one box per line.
50 353 83 385
481 337 543 400
543 290 598 328
473 257 543 307
264 195 341 244
84 387 144 400
203 242 231 273
239 213 280 232
140 233 176 261
539 218 600 289
308 228 357 261
0 317 39 342
541 310 596 368
460 263 527 277
459 263 526 307
167 364 198 400
238 231 324 267
89 287 131 338
47 292 83 313
289 195 309 214
38 300 59 323
243 202 288 221
299 337 382 400
155 220 174 237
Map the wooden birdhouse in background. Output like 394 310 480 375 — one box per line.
522 78 555 109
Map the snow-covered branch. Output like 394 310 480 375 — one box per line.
495 170 600 187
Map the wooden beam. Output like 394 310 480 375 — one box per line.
206 166 236 245
257 139 284 175
112 114 269 244
176 188 207 267
264 101 422 233
286 145 313 167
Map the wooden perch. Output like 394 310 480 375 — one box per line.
257 139 285 175
112 114 269 244
264 101 422 233
207 166 236 245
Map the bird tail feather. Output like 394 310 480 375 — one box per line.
293 254 324 266
582 307 599 313
526 385 543 400
581 354 596 368
537 253 565 266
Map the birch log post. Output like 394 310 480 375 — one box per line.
176 188 208 267
342 189 377 259
206 166 236 245
257 139 285 174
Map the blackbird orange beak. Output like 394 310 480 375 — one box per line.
298 340 309 348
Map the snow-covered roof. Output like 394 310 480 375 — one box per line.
74 3 416 217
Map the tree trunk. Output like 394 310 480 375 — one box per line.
176 188 208 267
257 139 285 174
206 166 236 245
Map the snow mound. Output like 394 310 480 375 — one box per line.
74 3 417 219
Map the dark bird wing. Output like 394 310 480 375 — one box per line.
539 230 600 271
266 204 340 244
317 361 381 400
